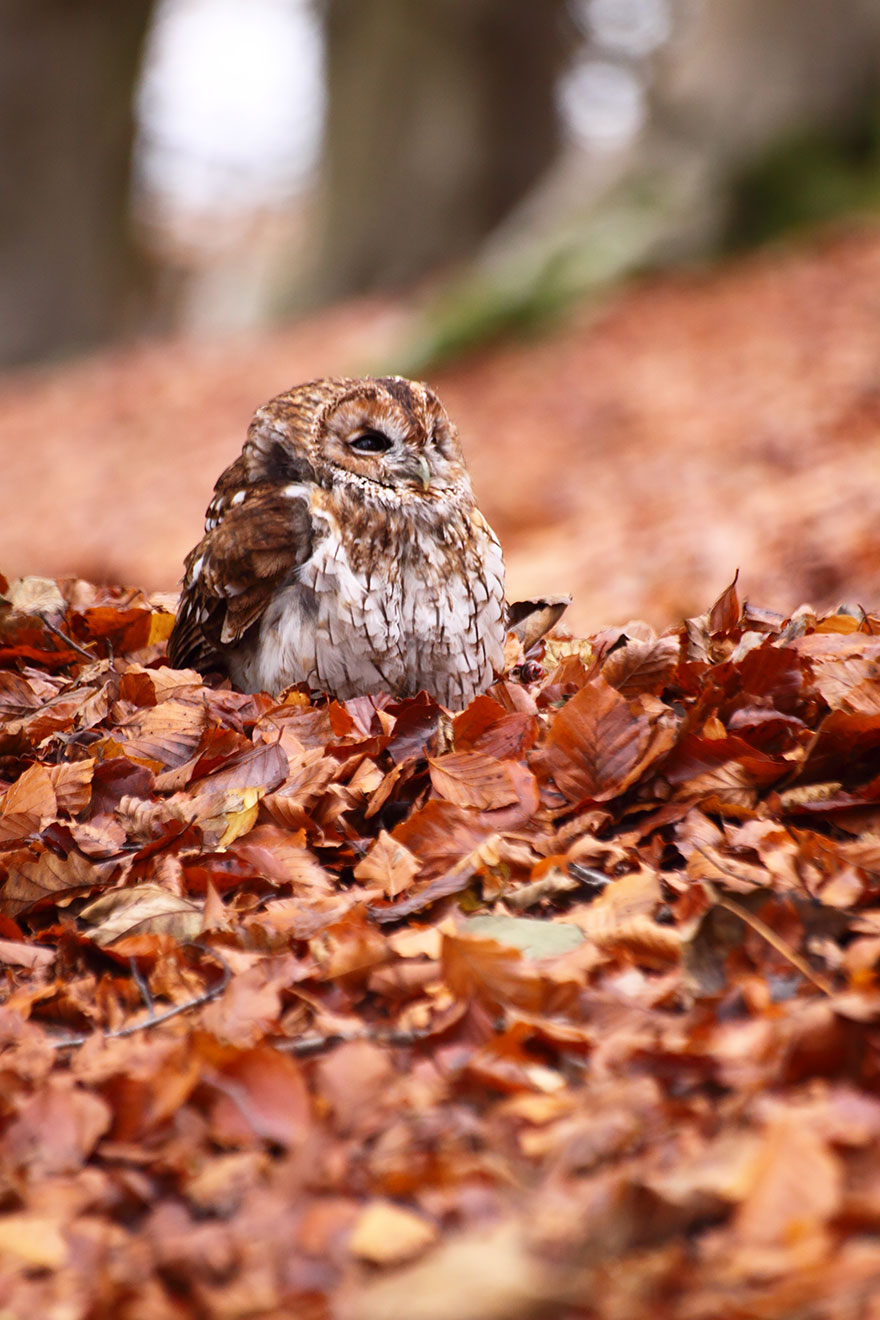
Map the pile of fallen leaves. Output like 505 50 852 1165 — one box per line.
1 572 880 1319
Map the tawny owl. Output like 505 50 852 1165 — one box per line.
168 375 512 709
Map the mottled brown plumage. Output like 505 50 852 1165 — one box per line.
168 376 508 708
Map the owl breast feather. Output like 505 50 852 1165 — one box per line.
225 495 506 708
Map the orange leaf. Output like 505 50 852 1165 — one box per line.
79 884 204 946
428 750 522 811
114 698 208 769
392 799 497 876
0 762 57 842
2 1076 110 1175
602 635 680 698
0 846 113 918
538 678 662 802
0 1214 68 1269
708 571 741 634
354 829 421 897
0 937 55 970
208 1047 311 1148
48 758 94 814
442 931 579 1015
734 1117 843 1245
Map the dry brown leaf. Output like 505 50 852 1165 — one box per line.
113 697 208 769
200 959 291 1047
0 847 113 918
262 748 339 828
340 1218 550 1320
79 884 204 945
391 799 500 877
0 760 57 824
733 1117 843 1246
2 1076 111 1175
207 1046 311 1148
566 868 681 965
428 750 523 811
601 635 680 698
666 734 787 808
442 931 580 1015
354 829 422 897
708 573 741 634
0 937 55 970
537 678 669 802
315 1039 396 1134
189 784 264 850
48 758 94 813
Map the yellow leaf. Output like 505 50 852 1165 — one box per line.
216 786 264 849
147 610 176 646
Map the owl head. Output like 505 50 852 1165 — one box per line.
245 375 472 504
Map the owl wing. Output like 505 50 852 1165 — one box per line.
168 468 315 675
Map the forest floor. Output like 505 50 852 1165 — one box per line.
1 225 880 1318
2 222 880 634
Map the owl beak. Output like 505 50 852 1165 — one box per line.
416 455 432 491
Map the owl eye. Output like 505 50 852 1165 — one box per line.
348 430 392 453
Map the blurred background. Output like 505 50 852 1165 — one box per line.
3 0 880 633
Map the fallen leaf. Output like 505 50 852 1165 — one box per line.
2 1077 111 1175
428 751 523 811
349 1200 438 1264
80 884 204 945
354 829 422 897
733 1117 843 1245
0 1213 68 1268
462 914 583 959
442 931 579 1014
601 635 680 697
537 678 667 801
0 937 55 969
114 697 208 769
0 846 113 918
207 1046 311 1148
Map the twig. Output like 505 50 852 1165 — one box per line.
129 956 156 1020
275 1020 437 1058
42 615 95 661
50 946 231 1050
694 846 833 996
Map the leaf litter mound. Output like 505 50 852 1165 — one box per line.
2 572 880 1318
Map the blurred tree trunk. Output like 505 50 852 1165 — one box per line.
398 0 880 370
654 0 880 171
308 0 572 301
0 0 154 367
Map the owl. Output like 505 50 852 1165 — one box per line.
168 375 511 709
